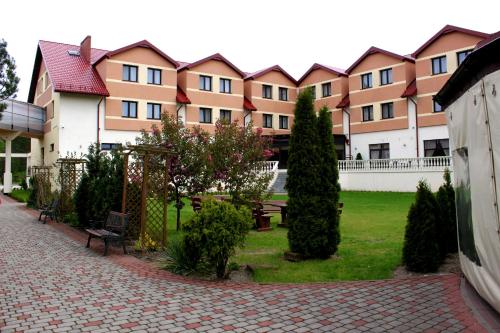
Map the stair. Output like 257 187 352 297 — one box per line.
270 170 288 194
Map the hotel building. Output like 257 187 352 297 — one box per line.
26 25 492 169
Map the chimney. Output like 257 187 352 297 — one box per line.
80 36 91 63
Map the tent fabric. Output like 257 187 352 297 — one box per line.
446 69 500 313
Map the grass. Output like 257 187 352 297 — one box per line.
158 191 414 283
9 189 31 203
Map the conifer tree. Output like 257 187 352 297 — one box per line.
403 180 441 272
317 106 340 255
0 39 20 116
286 88 327 258
436 169 457 256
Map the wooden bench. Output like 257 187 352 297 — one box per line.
38 199 59 224
85 211 129 256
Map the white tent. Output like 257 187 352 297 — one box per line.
436 34 500 313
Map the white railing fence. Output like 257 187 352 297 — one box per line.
338 156 452 172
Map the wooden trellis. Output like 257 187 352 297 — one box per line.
30 166 52 208
121 145 170 251
57 158 86 216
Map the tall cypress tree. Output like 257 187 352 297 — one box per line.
286 89 328 258
436 169 457 256
403 180 441 272
317 106 340 255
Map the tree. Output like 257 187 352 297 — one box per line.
138 113 213 230
317 106 341 255
210 119 273 207
436 168 457 256
355 152 363 160
402 180 441 273
286 88 328 258
0 39 20 116
74 144 124 227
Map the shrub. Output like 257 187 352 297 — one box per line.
436 169 457 256
164 237 202 275
355 152 363 160
183 199 253 278
403 180 441 273
74 144 123 228
20 178 27 190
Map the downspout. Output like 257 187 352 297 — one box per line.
409 96 419 157
344 108 352 159
97 97 104 144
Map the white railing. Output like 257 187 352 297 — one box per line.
260 160 279 173
338 156 452 172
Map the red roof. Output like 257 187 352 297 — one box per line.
94 40 179 67
412 25 490 58
244 65 297 85
176 86 191 104
28 40 109 102
178 53 246 78
474 31 500 50
346 47 414 74
336 95 350 108
298 63 347 84
243 97 257 111
401 79 417 98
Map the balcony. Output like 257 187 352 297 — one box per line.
0 99 45 137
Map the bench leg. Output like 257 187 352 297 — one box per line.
122 241 127 255
103 239 109 256
86 234 92 248
38 212 43 221
43 214 48 224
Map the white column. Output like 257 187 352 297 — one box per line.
3 138 13 193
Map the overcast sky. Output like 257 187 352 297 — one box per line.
2 0 499 101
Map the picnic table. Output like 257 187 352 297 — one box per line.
264 200 288 227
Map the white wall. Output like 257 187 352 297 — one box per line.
350 127 417 159
339 170 451 192
418 125 449 157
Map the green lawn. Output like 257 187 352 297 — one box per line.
161 192 414 283
9 189 31 203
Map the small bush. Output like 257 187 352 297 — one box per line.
355 153 363 160
164 237 203 275
183 199 253 278
436 169 457 256
403 180 441 273
20 178 28 190
64 212 79 227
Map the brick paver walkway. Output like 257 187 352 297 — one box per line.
0 198 488 332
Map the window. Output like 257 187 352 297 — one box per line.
147 68 162 85
147 103 161 120
322 82 332 97
369 143 390 159
432 56 447 75
199 107 212 123
457 50 473 66
199 75 212 91
433 98 443 112
263 114 273 128
262 85 272 99
122 65 138 82
380 68 393 85
424 139 449 157
279 87 288 101
279 115 288 129
122 101 138 118
220 78 231 93
361 73 373 89
50 143 54 152
309 86 316 99
362 105 373 121
101 143 122 151
220 109 232 122
381 102 394 119
44 72 49 90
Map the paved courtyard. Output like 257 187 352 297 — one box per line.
0 198 489 333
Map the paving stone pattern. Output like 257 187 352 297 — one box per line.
0 198 487 332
